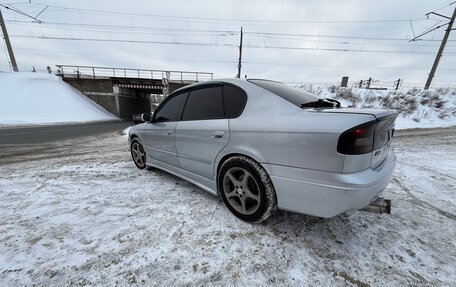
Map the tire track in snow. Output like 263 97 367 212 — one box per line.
397 160 456 181
392 178 456 221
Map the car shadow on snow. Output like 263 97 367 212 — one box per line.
143 166 375 247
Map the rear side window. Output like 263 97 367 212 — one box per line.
182 86 224 121
154 92 188 122
223 85 247 118
248 79 318 107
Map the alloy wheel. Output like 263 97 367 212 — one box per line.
131 141 146 168
222 167 261 215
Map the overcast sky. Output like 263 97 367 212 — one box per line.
0 0 455 87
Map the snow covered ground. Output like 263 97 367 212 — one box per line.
0 72 117 126
298 84 456 130
0 128 455 286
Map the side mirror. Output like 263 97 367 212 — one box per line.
150 112 155 122
141 113 152 123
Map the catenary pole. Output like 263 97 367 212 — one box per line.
237 26 243 78
424 6 456 90
0 8 18 71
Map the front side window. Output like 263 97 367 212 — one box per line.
154 92 188 122
182 86 224 121
248 79 318 107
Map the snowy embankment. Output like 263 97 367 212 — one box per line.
0 72 118 126
298 84 456 130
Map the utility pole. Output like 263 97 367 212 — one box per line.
236 26 243 78
411 5 456 90
0 7 18 71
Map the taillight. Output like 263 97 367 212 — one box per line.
337 121 377 155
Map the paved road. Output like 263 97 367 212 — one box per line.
0 121 131 146
395 125 456 137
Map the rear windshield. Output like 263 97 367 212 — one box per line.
248 79 318 107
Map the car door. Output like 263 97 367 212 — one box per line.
142 91 188 168
175 85 229 179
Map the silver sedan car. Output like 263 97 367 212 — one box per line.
129 79 397 222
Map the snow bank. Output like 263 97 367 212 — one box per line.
298 84 456 130
0 72 118 126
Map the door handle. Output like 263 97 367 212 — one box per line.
212 131 225 138
166 130 173 136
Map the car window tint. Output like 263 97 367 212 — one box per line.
182 86 224 121
248 79 318 107
154 92 188 122
223 85 247 118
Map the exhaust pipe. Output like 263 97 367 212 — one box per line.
360 197 391 214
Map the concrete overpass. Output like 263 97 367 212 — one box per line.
56 65 213 119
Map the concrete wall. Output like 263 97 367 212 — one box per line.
85 93 119 117
63 77 114 93
61 77 190 119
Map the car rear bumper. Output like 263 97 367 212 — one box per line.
264 150 396 218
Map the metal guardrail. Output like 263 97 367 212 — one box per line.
56 65 214 82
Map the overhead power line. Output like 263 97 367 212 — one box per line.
250 34 451 47
246 31 454 42
433 1 456 12
244 43 456 54
243 61 456 71
13 2 427 24
9 34 237 47
2 17 418 32
4 19 239 34
13 46 238 63
9 34 456 55
13 46 456 71
4 19 239 37
6 19 455 43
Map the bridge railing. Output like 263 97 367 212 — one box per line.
56 65 214 82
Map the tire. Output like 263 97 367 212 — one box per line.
218 156 277 223
130 138 147 169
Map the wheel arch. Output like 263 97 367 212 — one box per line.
214 150 272 195
129 133 139 145
215 151 278 222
